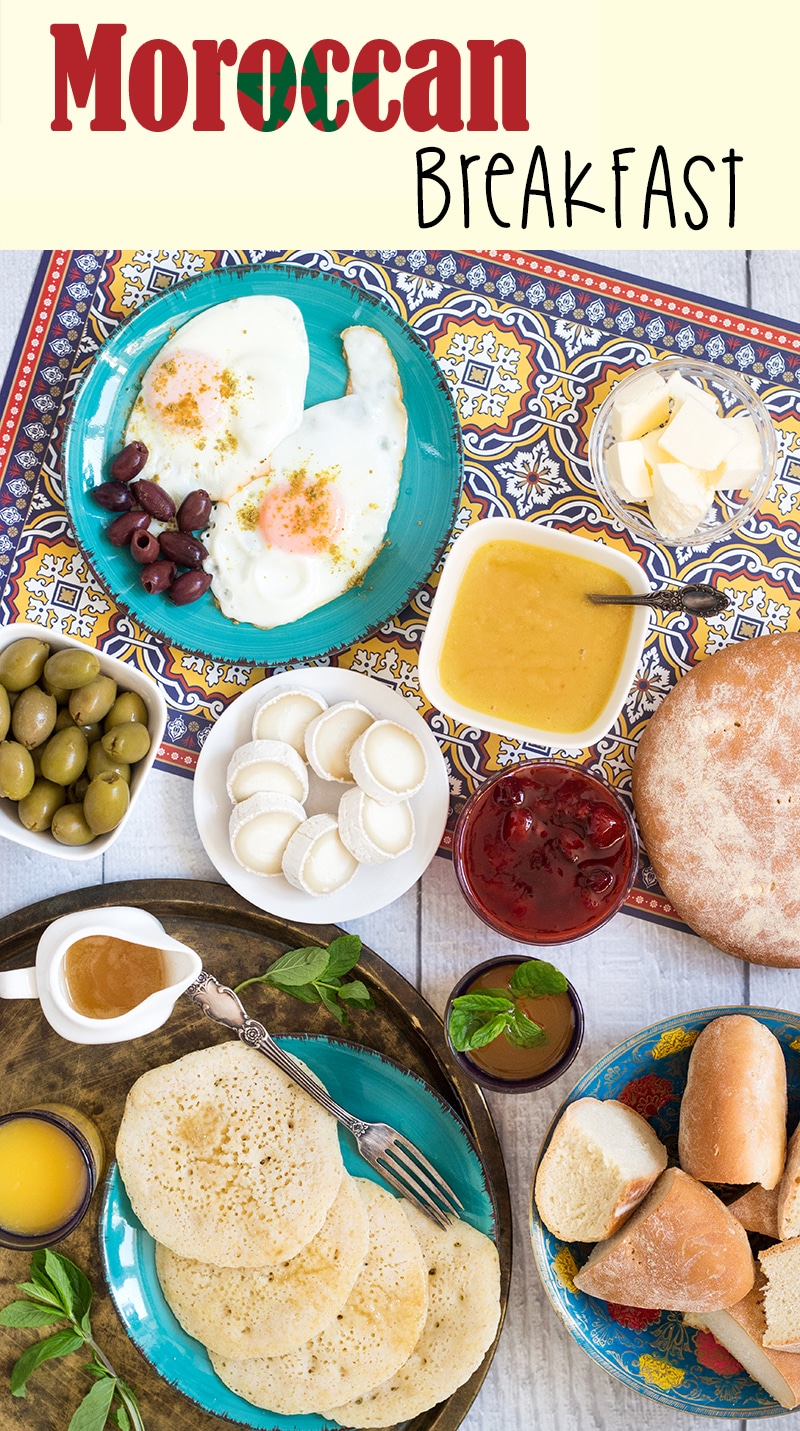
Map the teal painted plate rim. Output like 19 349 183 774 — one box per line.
61 262 463 665
529 1006 800 1418
100 1035 498 1430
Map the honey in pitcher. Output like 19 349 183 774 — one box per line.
64 934 168 1019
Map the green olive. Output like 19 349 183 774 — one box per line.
41 675 71 705
43 648 101 692
54 707 76 732
0 741 35 800
66 774 90 804
87 742 130 783
0 685 9 743
30 744 45 777
101 722 151 764
51 803 95 846
40 726 89 787
104 691 148 730
11 687 57 751
69 675 117 727
0 638 50 692
17 779 66 833
83 772 130 834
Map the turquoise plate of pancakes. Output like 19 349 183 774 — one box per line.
530 1006 800 1418
100 1035 497 1431
61 262 462 665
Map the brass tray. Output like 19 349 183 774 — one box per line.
0 879 511 1431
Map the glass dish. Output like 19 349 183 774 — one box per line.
588 357 777 548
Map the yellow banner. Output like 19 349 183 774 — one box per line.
0 0 793 246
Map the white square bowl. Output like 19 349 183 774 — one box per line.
0 622 167 861
417 518 650 748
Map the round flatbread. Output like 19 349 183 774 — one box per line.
632 631 800 966
116 1040 343 1266
155 1171 369 1357
324 1208 501 1428
210 1180 428 1415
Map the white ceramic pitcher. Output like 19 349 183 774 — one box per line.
0 907 202 1044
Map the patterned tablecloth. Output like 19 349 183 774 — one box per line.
2 248 799 930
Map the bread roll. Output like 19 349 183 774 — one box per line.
778 1123 800 1240
534 1097 667 1242
728 1183 780 1240
678 1015 787 1189
760 1239 800 1354
685 1278 800 1410
573 1167 754 1311
631 631 800 966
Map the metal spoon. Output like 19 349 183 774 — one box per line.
587 583 730 616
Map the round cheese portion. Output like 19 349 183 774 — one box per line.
251 686 328 756
349 720 427 803
282 813 359 895
226 740 308 804
229 793 306 876
338 787 415 864
632 632 800 966
304 701 374 782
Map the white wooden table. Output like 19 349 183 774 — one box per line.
2 250 800 1431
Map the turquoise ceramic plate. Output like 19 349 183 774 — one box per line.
101 1036 497 1430
62 263 462 664
530 1006 800 1418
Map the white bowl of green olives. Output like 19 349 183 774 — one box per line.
0 622 167 860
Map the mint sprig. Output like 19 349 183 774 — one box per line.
0 1249 144 1430
235 935 374 1025
448 959 568 1055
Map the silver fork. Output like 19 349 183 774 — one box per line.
185 971 463 1230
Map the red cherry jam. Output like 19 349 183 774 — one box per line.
453 763 639 943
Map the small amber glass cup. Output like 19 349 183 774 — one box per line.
444 954 585 1095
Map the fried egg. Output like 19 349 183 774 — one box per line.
124 296 309 505
204 326 407 629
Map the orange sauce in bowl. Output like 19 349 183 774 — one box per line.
438 540 633 733
64 934 167 1019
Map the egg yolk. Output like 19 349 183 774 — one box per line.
145 349 227 432
259 470 346 555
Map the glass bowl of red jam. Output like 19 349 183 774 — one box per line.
444 955 585 1093
452 762 639 944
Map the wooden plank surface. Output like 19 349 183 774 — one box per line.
3 249 797 1431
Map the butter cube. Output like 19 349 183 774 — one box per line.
658 398 738 473
610 370 671 441
714 413 762 493
606 439 653 501
640 428 668 473
666 372 720 416
648 462 715 541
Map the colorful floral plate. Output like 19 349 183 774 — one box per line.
529 1007 800 1418
101 1035 497 1430
61 262 462 665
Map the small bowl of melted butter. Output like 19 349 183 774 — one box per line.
418 518 650 748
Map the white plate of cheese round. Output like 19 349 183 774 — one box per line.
193 667 449 922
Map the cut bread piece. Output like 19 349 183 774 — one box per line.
573 1167 754 1311
778 1123 800 1240
685 1278 800 1411
760 1239 800 1353
534 1097 667 1242
679 1015 787 1190
729 1183 780 1240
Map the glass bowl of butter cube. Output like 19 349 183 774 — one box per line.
588 357 777 546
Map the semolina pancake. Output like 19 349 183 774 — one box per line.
155 1171 369 1358
324 1208 501 1427
116 1041 342 1266
210 1179 428 1414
